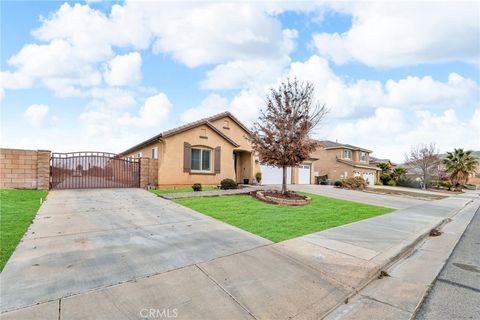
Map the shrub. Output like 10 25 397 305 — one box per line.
396 178 421 189
387 180 396 186
374 181 382 186
320 180 328 185
341 177 367 190
441 181 453 191
192 183 202 192
333 180 342 187
255 172 262 184
220 178 237 190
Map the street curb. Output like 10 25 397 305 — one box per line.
372 199 473 270
321 198 480 320
321 197 478 319
409 199 480 320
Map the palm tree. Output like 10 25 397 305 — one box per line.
442 149 478 187
391 167 407 182
377 162 392 185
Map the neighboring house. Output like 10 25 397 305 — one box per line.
120 111 317 187
369 156 396 168
310 140 381 186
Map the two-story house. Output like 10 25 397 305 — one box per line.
310 140 381 185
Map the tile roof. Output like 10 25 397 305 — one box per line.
336 157 381 170
313 140 373 152
120 111 247 155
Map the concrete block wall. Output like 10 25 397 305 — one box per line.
139 158 158 188
0 148 51 190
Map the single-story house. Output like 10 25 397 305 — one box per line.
310 140 381 186
121 112 317 187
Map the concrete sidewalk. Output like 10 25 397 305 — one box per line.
325 193 479 320
3 191 477 319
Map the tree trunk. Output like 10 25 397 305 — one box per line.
282 166 287 194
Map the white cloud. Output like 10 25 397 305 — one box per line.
314 2 480 67
7 40 102 96
287 55 479 117
328 108 480 162
180 94 228 123
143 2 296 67
185 55 479 130
385 73 479 109
2 2 299 98
118 93 171 127
89 87 137 109
103 52 142 86
201 56 291 91
23 104 49 127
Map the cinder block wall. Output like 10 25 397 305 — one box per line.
0 148 51 189
139 158 158 188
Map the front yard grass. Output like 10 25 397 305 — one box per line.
0 189 48 271
174 193 393 242
150 186 217 195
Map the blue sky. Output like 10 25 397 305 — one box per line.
1 1 479 162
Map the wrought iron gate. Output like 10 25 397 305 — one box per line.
51 152 140 189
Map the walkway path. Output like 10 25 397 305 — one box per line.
288 184 427 209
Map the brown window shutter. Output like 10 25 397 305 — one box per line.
214 146 221 174
184 142 191 172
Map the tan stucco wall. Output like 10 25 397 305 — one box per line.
158 124 239 186
210 117 251 151
127 142 160 160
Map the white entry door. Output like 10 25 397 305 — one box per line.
260 165 291 185
298 164 311 184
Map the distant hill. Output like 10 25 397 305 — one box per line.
439 150 480 159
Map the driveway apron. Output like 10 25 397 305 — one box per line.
0 189 270 312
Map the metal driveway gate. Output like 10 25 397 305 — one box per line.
51 152 140 189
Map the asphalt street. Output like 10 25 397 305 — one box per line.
416 205 480 320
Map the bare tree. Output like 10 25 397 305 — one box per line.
405 143 440 189
250 78 327 194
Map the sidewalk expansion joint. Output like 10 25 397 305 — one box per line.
194 264 258 320
57 299 61 320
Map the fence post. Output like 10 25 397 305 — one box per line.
37 150 51 190
139 157 149 188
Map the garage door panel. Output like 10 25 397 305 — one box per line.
299 164 311 184
261 165 291 185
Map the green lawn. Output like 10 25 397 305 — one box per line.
0 189 48 271
174 193 393 242
150 186 217 195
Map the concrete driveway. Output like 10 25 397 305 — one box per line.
287 185 427 209
0 189 270 312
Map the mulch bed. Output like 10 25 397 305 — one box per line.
251 190 311 206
